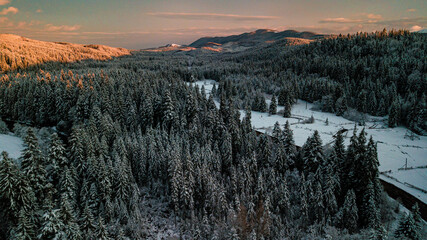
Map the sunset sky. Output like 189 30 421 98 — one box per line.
0 0 425 49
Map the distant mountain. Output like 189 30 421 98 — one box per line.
189 29 325 48
144 29 324 53
143 43 196 52
0 34 130 73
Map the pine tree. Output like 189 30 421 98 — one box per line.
272 122 282 140
361 181 379 228
96 217 111 240
21 128 48 202
0 151 19 210
388 99 400 127
47 133 67 186
282 121 296 164
365 136 379 182
303 131 323 173
38 208 64 239
11 209 35 240
269 95 277 115
59 194 81 240
283 97 291 118
395 213 420 240
335 189 358 233
80 203 96 234
162 90 176 131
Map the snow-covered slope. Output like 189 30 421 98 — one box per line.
0 133 24 160
191 80 427 204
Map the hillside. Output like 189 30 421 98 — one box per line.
189 29 325 48
143 29 321 53
0 34 130 73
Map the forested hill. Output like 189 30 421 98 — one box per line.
192 29 426 134
189 29 325 48
0 34 130 73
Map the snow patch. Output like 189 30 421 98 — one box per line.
0 133 24 160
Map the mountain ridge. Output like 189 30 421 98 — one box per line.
0 34 130 73
189 29 326 48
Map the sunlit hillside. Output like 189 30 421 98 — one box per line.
0 34 130 73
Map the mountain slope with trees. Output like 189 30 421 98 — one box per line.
0 34 130 73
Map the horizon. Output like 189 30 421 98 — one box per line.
0 0 426 49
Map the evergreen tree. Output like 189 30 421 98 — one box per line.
80 203 96 235
283 97 291 118
361 181 379 228
269 95 277 115
335 189 358 233
47 133 67 185
272 122 282 140
11 209 36 240
282 121 296 164
303 131 323 173
395 213 420 240
388 99 400 127
38 208 64 239
96 217 111 240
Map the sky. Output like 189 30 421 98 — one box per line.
0 0 426 49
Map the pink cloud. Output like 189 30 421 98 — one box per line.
365 13 382 20
0 0 10 6
147 12 279 21
0 16 7 23
0 6 18 15
36 9 42 13
319 18 363 24
45 24 81 31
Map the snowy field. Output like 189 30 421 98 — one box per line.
191 80 427 204
0 133 24 160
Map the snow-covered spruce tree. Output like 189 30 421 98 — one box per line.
59 194 81 240
394 212 421 240
47 133 67 185
10 209 36 240
272 121 282 140
361 181 380 228
80 203 96 237
341 127 358 200
303 130 323 173
38 208 64 239
335 189 358 233
269 95 277 115
388 99 400 128
283 96 292 118
282 121 296 165
0 152 20 237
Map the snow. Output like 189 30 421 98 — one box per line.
190 79 427 204
0 133 24 160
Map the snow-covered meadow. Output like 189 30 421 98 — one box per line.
191 80 427 204
0 133 24 160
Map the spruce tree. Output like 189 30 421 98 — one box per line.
11 209 36 240
283 97 291 118
335 189 358 233
282 121 296 164
395 213 420 240
361 181 379 228
47 133 67 185
269 95 277 115
303 131 323 173
38 208 64 239
388 99 400 127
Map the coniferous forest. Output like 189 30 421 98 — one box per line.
0 30 426 239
